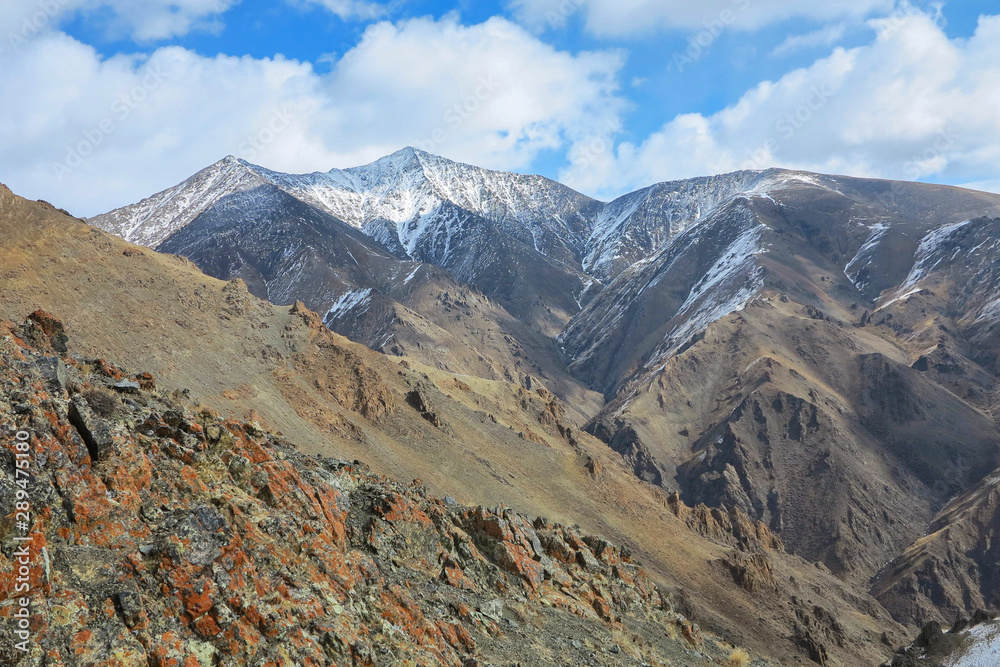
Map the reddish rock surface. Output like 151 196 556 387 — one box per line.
0 315 737 666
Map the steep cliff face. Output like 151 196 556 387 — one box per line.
873 467 1000 627
0 314 742 667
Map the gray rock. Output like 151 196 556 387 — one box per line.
112 380 141 393
576 547 603 573
212 602 237 629
228 455 251 481
159 507 227 567
114 590 144 628
249 468 269 489
68 394 114 461
35 357 67 393
479 599 504 621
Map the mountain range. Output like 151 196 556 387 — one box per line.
3 148 1000 664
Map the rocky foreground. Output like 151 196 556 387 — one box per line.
883 612 1000 667
0 312 753 667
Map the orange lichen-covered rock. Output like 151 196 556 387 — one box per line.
0 313 699 667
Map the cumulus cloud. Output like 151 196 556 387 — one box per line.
561 10 1000 199
1 0 236 44
315 17 626 170
507 0 893 37
0 15 627 216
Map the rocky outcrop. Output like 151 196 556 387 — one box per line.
589 421 665 486
0 315 739 666
673 376 940 580
882 612 999 667
872 468 1000 627
289 301 395 425
665 491 783 553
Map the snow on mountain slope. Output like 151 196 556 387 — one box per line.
584 170 771 281
92 149 612 333
649 218 765 363
946 623 1000 667
581 169 858 282
90 151 1000 390
864 214 1000 365
560 197 768 394
92 148 602 266
90 156 269 247
891 218 974 296
245 147 602 268
90 149 839 293
154 183 410 310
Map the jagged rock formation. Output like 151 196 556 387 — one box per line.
873 468 1000 627
0 314 742 666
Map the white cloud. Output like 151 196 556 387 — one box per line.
508 0 893 37
296 0 390 21
561 10 1000 199
314 17 626 170
772 23 849 57
1 0 236 44
0 15 627 216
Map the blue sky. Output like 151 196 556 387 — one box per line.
1 0 999 215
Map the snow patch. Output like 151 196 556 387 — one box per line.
655 223 765 362
944 622 1000 667
871 219 971 307
844 222 889 290
324 289 372 322
898 219 972 292
403 266 421 285
876 286 925 312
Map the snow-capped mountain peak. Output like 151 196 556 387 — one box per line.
91 156 268 247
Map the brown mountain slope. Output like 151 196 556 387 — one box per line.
872 466 1000 627
0 320 732 667
578 184 1000 591
1 184 910 664
149 184 601 419
590 294 999 584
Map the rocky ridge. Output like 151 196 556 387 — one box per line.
0 312 750 667
872 465 1000 628
4 185 920 666
27 160 1000 663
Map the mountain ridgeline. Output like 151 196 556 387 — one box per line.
78 150 1000 662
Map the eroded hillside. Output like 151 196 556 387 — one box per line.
1 184 914 664
0 313 740 667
